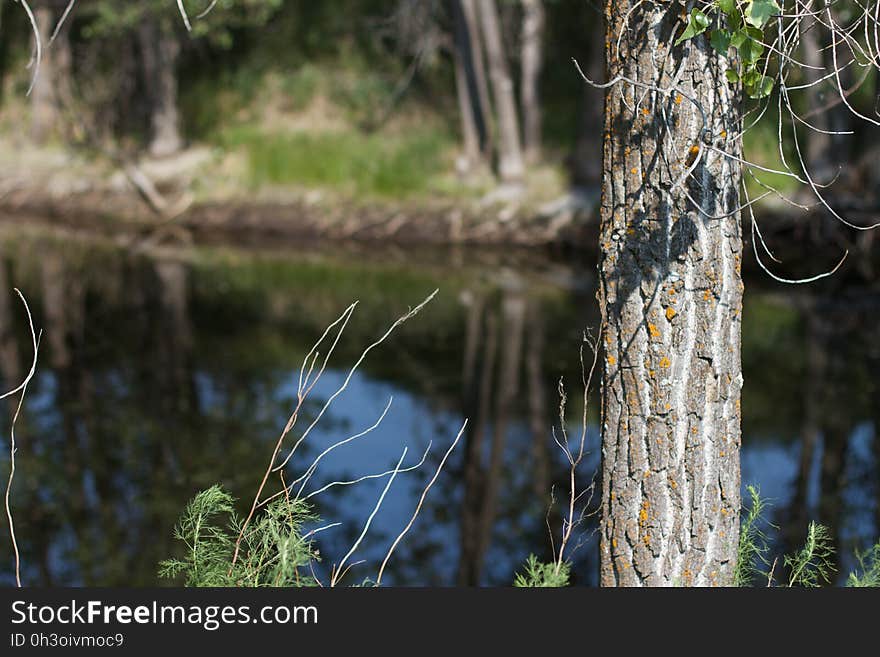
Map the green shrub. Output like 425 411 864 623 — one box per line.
734 485 773 586
847 542 880 587
158 485 319 587
514 555 571 588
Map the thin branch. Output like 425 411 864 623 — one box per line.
3 289 41 588
376 420 466 585
331 447 408 587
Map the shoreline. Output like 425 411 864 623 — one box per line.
0 184 598 251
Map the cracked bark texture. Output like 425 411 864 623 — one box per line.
599 2 744 587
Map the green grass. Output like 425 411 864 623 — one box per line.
224 127 452 198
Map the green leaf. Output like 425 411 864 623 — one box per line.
742 67 761 86
739 34 764 64
730 28 749 49
718 0 738 13
744 73 774 99
745 0 779 28
711 29 732 54
726 68 740 83
675 9 711 45
755 75 774 98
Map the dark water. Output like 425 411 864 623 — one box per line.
0 225 877 586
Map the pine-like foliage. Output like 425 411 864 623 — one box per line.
734 485 772 586
513 555 570 587
846 541 880 587
785 522 836 588
158 485 319 587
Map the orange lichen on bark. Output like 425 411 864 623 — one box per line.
665 307 677 321
659 356 671 368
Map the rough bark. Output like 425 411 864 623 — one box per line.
520 0 544 163
599 2 744 586
477 0 525 184
138 18 183 158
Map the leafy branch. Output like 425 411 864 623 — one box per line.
676 0 780 99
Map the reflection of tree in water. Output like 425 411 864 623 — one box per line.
0 245 295 585
0 237 596 586
6 234 873 586
455 276 600 585
777 287 880 578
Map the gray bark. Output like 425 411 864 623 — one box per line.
599 3 743 586
477 0 525 184
520 0 544 163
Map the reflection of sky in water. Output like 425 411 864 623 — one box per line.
0 242 876 587
191 366 875 586
2 358 877 586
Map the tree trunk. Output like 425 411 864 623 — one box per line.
138 18 183 158
461 0 493 157
452 0 485 173
30 5 56 143
800 16 834 182
519 0 544 163
477 0 525 184
571 13 605 189
599 3 744 586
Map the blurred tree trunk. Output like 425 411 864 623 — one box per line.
571 14 604 189
519 0 544 164
138 17 182 158
452 0 487 173
800 16 834 182
461 0 493 155
599 3 743 586
30 3 71 143
477 0 524 185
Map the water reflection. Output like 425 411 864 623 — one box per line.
0 228 877 586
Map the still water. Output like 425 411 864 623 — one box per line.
0 225 877 586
